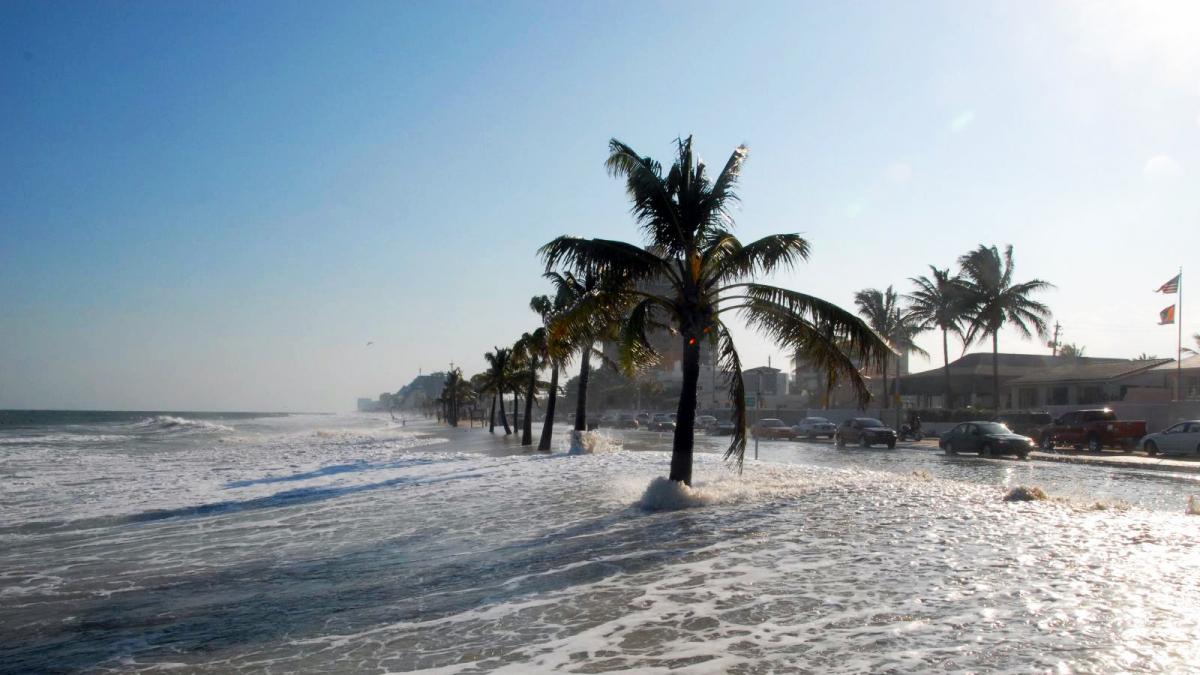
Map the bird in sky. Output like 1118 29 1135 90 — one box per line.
366 341 374 347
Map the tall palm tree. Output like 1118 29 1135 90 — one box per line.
542 136 889 485
853 287 901 408
958 244 1053 410
905 266 967 408
1059 343 1086 359
483 348 512 434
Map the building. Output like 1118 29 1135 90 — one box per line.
899 352 1140 409
1007 358 1172 407
1149 353 1200 401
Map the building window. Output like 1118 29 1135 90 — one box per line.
1050 387 1069 405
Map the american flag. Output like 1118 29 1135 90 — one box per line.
1155 274 1180 294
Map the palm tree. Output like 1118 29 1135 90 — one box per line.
853 286 901 408
1059 343 1086 359
792 319 859 410
441 369 464 427
513 328 548 446
906 266 968 408
542 136 889 485
531 286 575 450
544 271 625 433
958 244 1053 410
483 348 512 434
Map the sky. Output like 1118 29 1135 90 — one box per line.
2 0 1198 412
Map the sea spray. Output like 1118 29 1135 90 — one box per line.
568 430 620 455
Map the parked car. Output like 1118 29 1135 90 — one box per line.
939 421 1032 458
994 411 1054 438
1141 420 1200 456
695 415 719 431
1039 409 1147 452
649 413 677 432
752 418 795 440
836 418 897 449
635 412 652 429
711 421 737 436
614 414 639 430
791 416 838 439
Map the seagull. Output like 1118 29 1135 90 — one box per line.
366 341 375 347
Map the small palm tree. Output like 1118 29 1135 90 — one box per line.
542 136 888 484
483 348 512 434
958 244 1053 410
906 266 968 408
1059 343 1086 359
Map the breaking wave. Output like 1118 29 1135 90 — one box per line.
135 416 235 433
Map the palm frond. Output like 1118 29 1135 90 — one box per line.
715 320 747 472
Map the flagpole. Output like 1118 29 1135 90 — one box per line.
1178 267 1183 402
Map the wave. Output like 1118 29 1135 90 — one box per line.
0 433 134 445
134 416 234 433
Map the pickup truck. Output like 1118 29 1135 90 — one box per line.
1038 409 1147 452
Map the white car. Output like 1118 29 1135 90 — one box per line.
791 416 838 439
1141 420 1200 456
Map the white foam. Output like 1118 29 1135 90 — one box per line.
567 430 621 455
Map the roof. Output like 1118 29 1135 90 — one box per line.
1150 353 1200 372
1008 359 1171 385
902 352 1126 382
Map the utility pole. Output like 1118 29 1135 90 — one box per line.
1048 322 1062 356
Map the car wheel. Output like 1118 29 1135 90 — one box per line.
887 440 896 449
945 441 956 455
836 434 845 448
980 443 993 457
1018 450 1030 460
1145 440 1158 456
1087 436 1103 453
1041 435 1055 451
860 436 871 449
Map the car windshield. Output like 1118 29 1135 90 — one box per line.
978 422 1013 435
861 419 884 427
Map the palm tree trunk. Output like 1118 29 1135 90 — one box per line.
574 347 591 431
881 354 890 410
670 333 701 485
498 391 511 434
522 360 536 446
538 363 559 451
942 328 952 409
992 332 1000 411
489 395 497 433
512 390 519 433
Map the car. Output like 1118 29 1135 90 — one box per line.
1039 409 1147 452
711 421 737 436
649 413 677 432
791 416 837 440
752 418 795 440
1141 420 1200 456
836 418 897 449
939 421 1032 458
994 411 1053 439
635 412 652 429
613 414 639 430
695 414 719 431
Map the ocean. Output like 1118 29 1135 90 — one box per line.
1 411 1197 672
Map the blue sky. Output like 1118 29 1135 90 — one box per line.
2 0 1197 411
